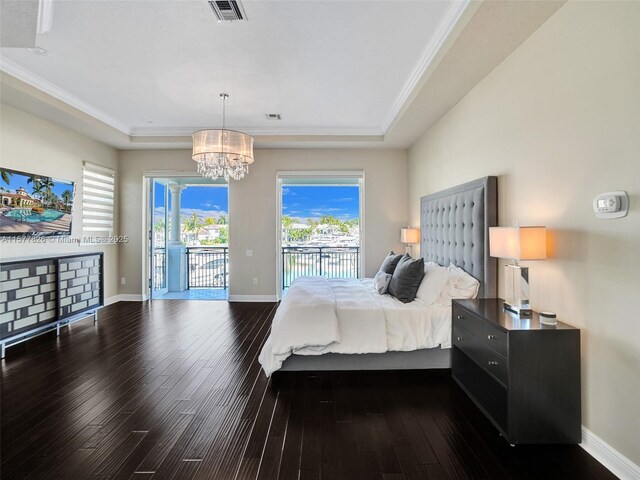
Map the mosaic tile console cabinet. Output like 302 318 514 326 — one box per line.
0 252 104 358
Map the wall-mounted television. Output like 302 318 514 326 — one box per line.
0 168 75 237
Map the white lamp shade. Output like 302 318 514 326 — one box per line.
192 129 254 164
489 226 547 260
400 227 420 244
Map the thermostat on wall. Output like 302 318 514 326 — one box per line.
593 191 628 219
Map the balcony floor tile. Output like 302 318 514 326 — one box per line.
152 288 228 300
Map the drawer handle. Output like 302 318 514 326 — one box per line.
457 315 463 320
488 360 499 366
456 336 465 341
487 334 498 340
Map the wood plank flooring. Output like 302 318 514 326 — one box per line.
1 300 616 480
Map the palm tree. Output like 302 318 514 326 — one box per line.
216 226 228 245
282 215 293 242
26 175 40 187
62 190 73 205
1 170 12 186
282 215 293 228
31 182 45 202
216 214 227 225
182 213 203 245
61 190 73 211
39 177 55 206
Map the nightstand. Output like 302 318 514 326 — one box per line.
451 298 581 444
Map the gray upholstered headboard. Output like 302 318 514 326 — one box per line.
420 176 497 298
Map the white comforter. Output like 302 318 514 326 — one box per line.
258 277 451 376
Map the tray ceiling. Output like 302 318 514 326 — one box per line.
0 0 468 139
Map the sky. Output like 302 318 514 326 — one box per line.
154 183 228 221
152 183 359 222
1 169 75 199
282 186 359 221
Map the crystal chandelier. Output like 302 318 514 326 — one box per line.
192 93 254 181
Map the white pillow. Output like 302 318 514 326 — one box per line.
373 271 393 294
435 265 480 306
415 262 450 306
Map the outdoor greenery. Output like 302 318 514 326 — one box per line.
200 226 227 245
153 213 228 246
0 171 73 213
281 214 359 244
156 212 355 247
1 170 13 186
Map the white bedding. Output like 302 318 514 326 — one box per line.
258 277 451 376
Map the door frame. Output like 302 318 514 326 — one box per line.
148 178 169 298
142 170 229 299
275 170 365 301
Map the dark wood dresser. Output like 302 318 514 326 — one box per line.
451 298 581 445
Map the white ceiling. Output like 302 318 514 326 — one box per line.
0 0 468 140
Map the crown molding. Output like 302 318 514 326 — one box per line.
0 55 387 140
129 125 384 137
0 55 132 135
380 0 471 132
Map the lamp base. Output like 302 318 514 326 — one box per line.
503 264 533 317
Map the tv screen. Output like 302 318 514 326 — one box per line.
0 168 75 237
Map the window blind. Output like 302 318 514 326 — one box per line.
82 161 115 235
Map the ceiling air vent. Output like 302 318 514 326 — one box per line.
265 113 282 120
208 1 247 22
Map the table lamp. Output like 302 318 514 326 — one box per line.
400 227 420 254
489 226 546 316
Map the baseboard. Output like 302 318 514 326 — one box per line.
104 295 120 306
117 294 148 302
581 426 640 480
228 295 277 302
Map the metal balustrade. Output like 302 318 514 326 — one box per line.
153 248 166 290
282 246 360 289
187 247 228 289
154 245 359 292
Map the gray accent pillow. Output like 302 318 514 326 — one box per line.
388 254 425 303
378 251 403 275
373 271 392 294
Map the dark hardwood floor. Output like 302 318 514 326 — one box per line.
1 300 615 480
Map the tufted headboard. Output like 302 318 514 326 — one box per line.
420 176 498 298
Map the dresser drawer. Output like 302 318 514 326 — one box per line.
453 324 508 387
453 305 508 357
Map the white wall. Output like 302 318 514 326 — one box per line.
408 0 640 467
118 148 408 298
0 104 120 300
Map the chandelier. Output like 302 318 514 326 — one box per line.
192 93 254 181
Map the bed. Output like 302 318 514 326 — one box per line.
259 176 497 375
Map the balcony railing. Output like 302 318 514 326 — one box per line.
154 245 358 292
153 248 166 290
187 246 228 289
282 246 360 289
